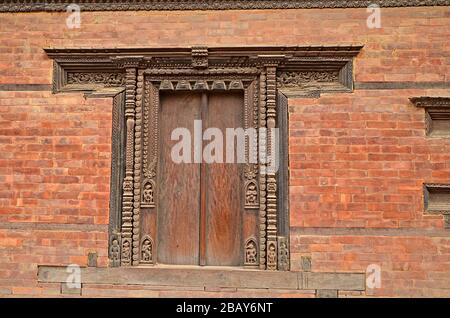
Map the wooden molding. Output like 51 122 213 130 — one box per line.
410 96 450 108
38 266 366 291
1 0 449 12
46 45 362 94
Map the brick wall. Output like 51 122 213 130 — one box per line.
288 89 450 297
0 7 449 297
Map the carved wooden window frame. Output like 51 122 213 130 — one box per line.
45 45 362 271
410 97 450 137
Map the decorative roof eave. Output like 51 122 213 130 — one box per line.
410 97 450 108
1 0 449 12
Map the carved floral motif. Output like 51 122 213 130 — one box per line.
277 71 339 88
67 72 125 86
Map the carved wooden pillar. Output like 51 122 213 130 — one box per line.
132 69 145 265
265 65 278 270
258 69 267 270
121 66 137 266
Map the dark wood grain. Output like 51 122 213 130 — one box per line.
204 92 244 266
157 92 201 265
199 93 208 266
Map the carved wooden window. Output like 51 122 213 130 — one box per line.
424 184 450 214
423 184 450 229
45 45 361 271
410 97 450 137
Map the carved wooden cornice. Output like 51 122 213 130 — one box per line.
1 0 449 12
45 45 363 94
410 96 450 108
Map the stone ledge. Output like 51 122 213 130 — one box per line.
38 266 365 291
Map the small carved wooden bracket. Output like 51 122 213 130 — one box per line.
192 46 208 69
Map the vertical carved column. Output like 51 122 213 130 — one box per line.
121 67 137 266
265 66 278 270
141 80 158 209
244 84 259 210
109 92 125 267
132 69 144 265
258 70 267 270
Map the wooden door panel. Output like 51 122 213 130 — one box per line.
157 92 201 265
204 92 244 266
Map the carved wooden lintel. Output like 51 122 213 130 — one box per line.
47 46 360 97
45 45 362 270
410 97 450 108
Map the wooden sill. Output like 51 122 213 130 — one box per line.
37 265 365 291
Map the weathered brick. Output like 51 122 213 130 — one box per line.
0 6 449 298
